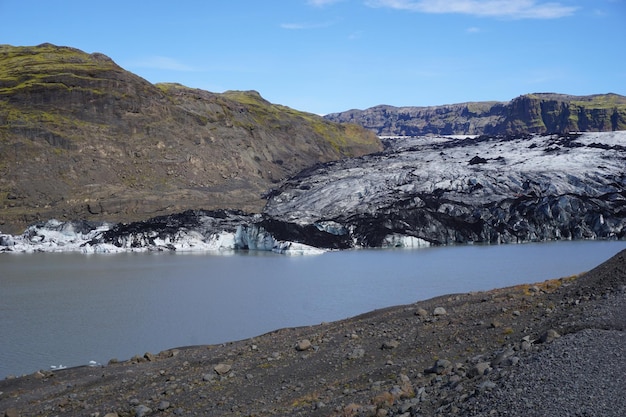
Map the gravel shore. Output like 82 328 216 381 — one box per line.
1 249 624 417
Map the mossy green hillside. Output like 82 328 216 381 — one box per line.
221 90 379 155
0 44 382 234
0 43 121 95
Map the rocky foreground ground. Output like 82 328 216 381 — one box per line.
1 249 625 417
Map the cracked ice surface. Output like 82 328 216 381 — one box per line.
264 132 626 245
264 132 626 225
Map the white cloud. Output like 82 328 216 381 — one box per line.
128 56 197 71
365 0 579 19
466 26 482 33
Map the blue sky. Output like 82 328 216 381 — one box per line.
1 0 625 115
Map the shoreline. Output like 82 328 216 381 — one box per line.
1 249 624 416
2 240 624 381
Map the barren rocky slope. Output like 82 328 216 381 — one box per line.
324 93 626 136
0 44 381 234
1 249 624 417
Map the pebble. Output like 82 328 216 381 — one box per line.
134 405 152 417
296 339 312 351
433 307 447 316
415 307 429 317
347 348 365 360
381 340 399 349
425 359 452 375
468 362 491 378
539 329 561 343
214 363 232 375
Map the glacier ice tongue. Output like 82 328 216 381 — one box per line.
264 132 626 246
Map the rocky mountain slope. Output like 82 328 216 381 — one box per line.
0 44 382 234
324 93 626 136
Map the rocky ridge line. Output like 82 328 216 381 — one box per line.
324 93 626 136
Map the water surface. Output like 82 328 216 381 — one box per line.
1 240 624 378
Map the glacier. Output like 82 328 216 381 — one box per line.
1 132 625 254
0 213 326 255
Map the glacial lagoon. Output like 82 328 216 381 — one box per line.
1 240 625 378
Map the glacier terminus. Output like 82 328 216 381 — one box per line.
1 132 625 253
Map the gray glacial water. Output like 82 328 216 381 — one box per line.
1 240 625 378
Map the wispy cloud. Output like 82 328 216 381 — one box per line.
466 26 482 33
307 0 344 6
365 0 579 19
349 30 364 40
128 56 197 71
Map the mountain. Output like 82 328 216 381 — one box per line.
0 44 382 234
323 93 626 136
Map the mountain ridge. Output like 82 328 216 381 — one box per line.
324 92 626 136
0 43 382 234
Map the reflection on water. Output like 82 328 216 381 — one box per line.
1 240 624 377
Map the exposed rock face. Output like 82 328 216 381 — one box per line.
324 93 626 136
263 131 626 247
0 44 382 234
